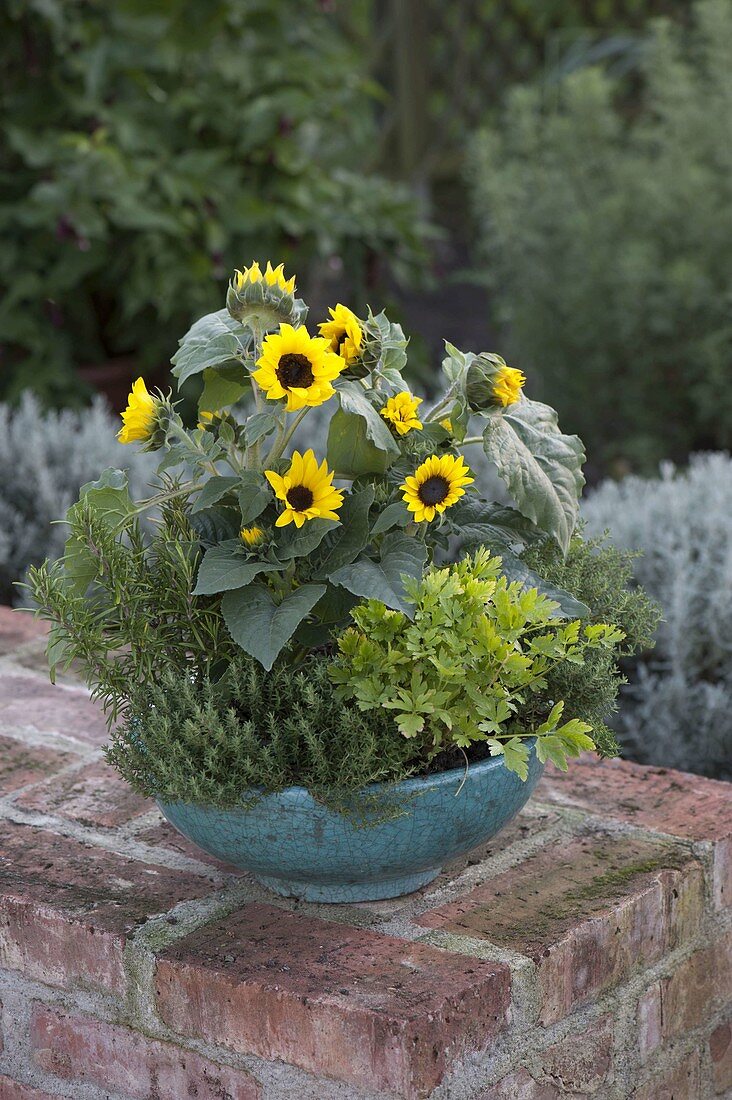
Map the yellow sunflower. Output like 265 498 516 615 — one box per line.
240 525 265 547
318 304 363 366
265 450 344 528
492 365 526 408
380 391 423 436
233 260 295 295
118 378 160 444
401 453 474 523
253 323 345 412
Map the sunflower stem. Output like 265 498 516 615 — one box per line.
266 406 310 465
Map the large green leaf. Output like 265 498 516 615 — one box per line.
171 309 251 386
450 498 541 552
498 550 590 619
327 382 400 477
188 506 241 545
370 500 410 537
482 399 585 554
237 471 272 525
244 411 279 448
315 488 374 576
329 532 426 615
193 543 281 595
63 469 135 594
275 518 337 561
190 476 240 514
221 583 326 670
198 364 248 412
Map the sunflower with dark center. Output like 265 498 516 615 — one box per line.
253 323 345 412
401 454 474 523
319 304 363 367
265 450 344 528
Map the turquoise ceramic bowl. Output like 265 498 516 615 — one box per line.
158 744 544 903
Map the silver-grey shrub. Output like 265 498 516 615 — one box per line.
583 453 732 777
0 393 155 604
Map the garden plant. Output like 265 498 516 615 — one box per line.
469 0 732 472
27 259 655 900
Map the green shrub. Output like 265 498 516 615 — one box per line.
468 0 732 471
106 655 418 821
522 532 661 757
0 0 426 405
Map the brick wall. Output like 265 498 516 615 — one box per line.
0 606 728 1099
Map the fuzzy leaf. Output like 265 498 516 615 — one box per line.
451 499 541 551
327 383 400 477
221 583 326 670
198 364 248 413
190 476 240 514
172 309 251 386
315 488 374 575
188 506 241 545
244 412 279 448
63 469 135 594
330 532 426 615
193 543 280 595
275 518 338 561
498 550 590 619
370 501 410 537
482 398 585 554
238 472 272 526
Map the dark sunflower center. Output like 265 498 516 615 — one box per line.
287 485 314 511
276 353 314 390
418 475 450 506
335 330 347 351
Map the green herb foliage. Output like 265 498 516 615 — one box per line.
521 532 662 756
106 655 418 822
330 548 624 780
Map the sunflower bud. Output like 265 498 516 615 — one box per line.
118 378 176 451
226 260 306 331
465 353 526 411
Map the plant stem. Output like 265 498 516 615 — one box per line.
266 406 310 464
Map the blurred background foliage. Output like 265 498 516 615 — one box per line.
0 0 426 406
468 0 732 475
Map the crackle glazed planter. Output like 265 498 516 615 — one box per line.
158 742 545 903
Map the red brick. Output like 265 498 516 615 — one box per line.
0 818 222 995
637 984 663 1059
0 608 48 657
538 1014 613 1093
537 757 732 909
655 930 732 1040
710 1020 732 1095
0 1077 57 1100
30 1004 261 1100
0 735 76 796
478 1068 559 1099
0 674 107 747
15 759 152 828
155 901 511 1099
418 826 704 1025
631 1049 702 1099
